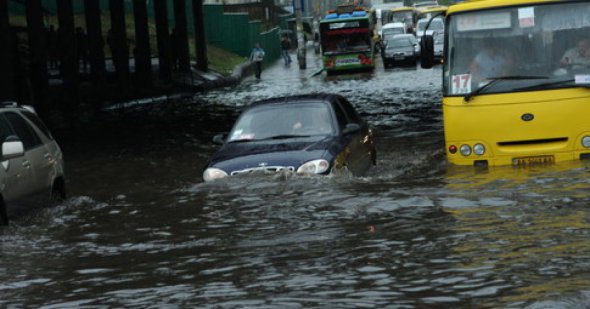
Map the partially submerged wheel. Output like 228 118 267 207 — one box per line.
0 198 8 226
50 178 66 203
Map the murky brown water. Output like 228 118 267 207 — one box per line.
2 52 590 308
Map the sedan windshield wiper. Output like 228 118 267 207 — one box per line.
227 134 311 143
464 75 549 102
227 138 255 143
265 134 311 140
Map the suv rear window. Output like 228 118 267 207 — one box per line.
0 115 14 144
21 110 53 140
4 112 42 150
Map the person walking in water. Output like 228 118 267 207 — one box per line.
280 35 292 65
249 43 265 79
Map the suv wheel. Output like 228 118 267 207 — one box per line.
50 178 66 203
0 198 8 226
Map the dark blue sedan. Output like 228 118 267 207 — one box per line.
203 94 376 182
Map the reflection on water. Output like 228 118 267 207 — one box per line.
1 54 590 307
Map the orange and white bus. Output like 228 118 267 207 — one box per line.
421 0 590 167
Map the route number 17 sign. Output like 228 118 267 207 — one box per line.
452 74 472 94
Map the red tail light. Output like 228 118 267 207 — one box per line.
449 145 457 154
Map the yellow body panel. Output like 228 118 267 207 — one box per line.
419 5 448 14
390 6 417 13
447 0 556 15
444 89 590 166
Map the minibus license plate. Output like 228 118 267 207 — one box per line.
512 155 554 166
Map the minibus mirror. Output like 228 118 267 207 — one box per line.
420 35 434 69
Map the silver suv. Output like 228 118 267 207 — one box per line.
0 102 65 225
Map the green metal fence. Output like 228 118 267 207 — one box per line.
203 4 285 65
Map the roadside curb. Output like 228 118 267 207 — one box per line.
194 60 255 91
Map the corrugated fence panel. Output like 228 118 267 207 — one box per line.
246 20 261 58
222 13 249 56
259 27 279 65
203 4 223 44
278 14 293 30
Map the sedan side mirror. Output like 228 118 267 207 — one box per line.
212 134 226 145
2 136 24 160
343 123 361 135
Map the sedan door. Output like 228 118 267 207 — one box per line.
334 98 374 175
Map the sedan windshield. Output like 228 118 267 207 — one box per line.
444 1 590 96
228 103 335 142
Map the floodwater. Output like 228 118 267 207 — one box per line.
2 50 590 308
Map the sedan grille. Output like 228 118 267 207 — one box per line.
231 166 295 176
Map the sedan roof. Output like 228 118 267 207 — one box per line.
249 93 340 107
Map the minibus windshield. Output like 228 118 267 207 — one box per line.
444 2 590 96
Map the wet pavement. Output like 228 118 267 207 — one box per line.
2 49 590 308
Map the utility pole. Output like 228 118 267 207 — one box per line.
294 0 306 69
193 0 208 72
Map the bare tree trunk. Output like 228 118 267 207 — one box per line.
192 0 208 72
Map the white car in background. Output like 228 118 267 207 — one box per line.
380 22 408 50
415 17 444 42
0 102 65 225
380 22 407 38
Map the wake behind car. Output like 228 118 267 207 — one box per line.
0 102 66 225
203 94 376 182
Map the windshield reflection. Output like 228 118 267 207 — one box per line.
228 103 335 142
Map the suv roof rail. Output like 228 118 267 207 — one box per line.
0 101 19 107
22 105 37 114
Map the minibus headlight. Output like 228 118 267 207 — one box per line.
460 144 472 156
473 143 486 156
582 136 590 148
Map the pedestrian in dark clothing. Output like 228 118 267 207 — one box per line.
47 25 58 70
280 35 292 65
170 28 179 70
75 27 89 72
249 43 265 79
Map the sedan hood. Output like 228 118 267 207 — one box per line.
208 136 338 173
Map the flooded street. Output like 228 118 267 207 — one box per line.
2 51 590 308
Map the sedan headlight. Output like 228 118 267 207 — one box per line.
297 159 330 174
203 167 228 182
